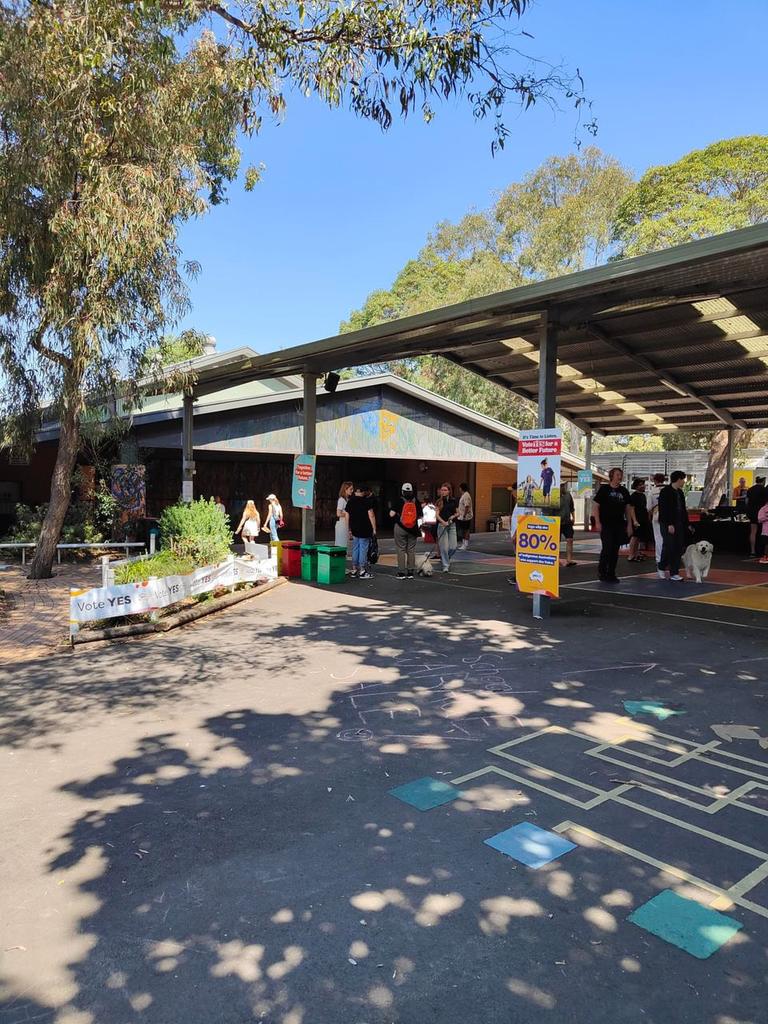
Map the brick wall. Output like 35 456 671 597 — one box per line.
474 462 517 528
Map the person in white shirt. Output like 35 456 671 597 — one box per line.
647 473 667 567
457 483 474 550
421 499 439 559
214 495 227 520
335 481 353 549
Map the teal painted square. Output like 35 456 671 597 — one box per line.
388 776 463 811
628 890 743 959
484 822 576 868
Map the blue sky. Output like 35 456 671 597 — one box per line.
177 0 768 355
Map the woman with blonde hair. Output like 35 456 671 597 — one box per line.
336 481 354 548
235 500 261 542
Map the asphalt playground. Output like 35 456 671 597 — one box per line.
1 532 767 1024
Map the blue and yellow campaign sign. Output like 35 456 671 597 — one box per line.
516 514 560 598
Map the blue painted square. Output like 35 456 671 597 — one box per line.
388 776 463 811
484 822 576 868
628 889 743 959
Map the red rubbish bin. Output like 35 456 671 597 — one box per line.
281 540 302 578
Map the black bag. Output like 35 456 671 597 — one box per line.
367 534 379 564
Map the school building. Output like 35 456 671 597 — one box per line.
0 358 591 535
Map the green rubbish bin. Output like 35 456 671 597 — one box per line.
316 545 347 585
300 543 319 582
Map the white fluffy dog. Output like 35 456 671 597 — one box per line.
417 552 434 577
683 540 714 583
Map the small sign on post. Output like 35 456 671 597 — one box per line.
576 469 593 496
292 453 316 509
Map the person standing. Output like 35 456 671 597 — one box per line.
592 468 633 583
214 495 228 520
627 478 651 561
457 482 474 550
235 500 261 544
657 470 690 581
647 472 667 562
335 481 354 549
559 482 577 567
389 483 423 579
435 482 459 573
346 486 377 579
747 476 767 557
263 494 283 542
421 497 439 559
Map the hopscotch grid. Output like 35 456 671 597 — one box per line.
451 724 768 920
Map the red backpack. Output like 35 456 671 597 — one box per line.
400 500 418 529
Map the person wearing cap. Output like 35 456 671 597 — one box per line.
389 483 423 579
263 493 283 542
747 475 767 557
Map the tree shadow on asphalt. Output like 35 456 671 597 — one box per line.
2 653 766 1023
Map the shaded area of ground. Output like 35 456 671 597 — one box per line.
1 565 767 1024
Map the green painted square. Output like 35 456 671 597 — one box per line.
628 889 743 959
388 776 463 811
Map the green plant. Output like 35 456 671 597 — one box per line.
113 550 195 584
159 498 232 567
2 501 106 544
92 481 120 538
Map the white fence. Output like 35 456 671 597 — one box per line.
70 552 277 638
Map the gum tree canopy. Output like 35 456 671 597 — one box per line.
0 0 592 578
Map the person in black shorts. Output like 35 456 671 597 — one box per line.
559 481 576 566
592 468 634 583
627 478 651 561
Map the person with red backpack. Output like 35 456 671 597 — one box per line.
389 482 423 579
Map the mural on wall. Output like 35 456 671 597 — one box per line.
138 386 518 464
111 464 146 517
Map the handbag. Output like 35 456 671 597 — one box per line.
367 534 379 564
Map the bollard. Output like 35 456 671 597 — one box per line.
69 588 80 645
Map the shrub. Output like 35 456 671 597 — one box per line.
159 497 232 566
3 501 106 544
113 550 195 584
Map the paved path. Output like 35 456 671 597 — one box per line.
0 563 95 664
1 571 766 1024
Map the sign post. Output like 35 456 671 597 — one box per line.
292 453 316 510
515 427 562 618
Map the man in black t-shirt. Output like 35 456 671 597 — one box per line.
592 468 634 583
747 476 767 557
346 487 377 579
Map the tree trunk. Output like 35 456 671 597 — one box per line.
701 428 731 508
28 393 81 579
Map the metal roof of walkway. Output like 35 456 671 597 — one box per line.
190 224 768 436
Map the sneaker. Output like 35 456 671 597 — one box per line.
656 569 666 580
396 572 406 579
670 574 683 581
406 571 414 579
443 565 451 573
760 557 768 565
358 571 373 580
348 570 359 579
